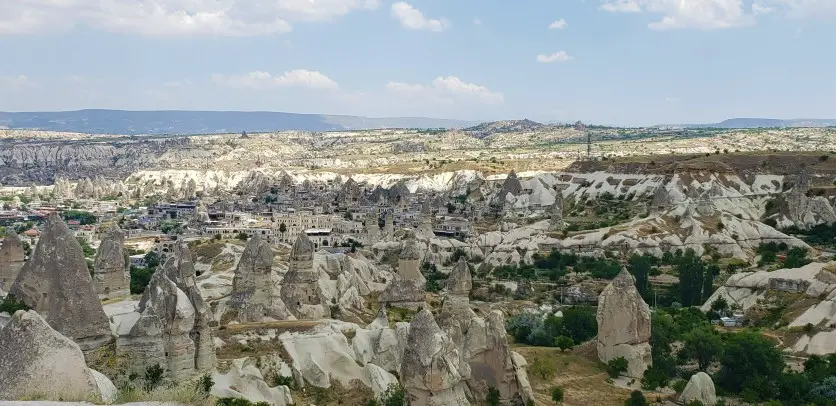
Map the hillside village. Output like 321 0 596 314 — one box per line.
0 126 835 406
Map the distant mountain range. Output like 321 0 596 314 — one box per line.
664 118 836 129
0 109 474 135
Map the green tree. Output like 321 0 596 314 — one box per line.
144 251 161 268
680 324 723 371
717 331 784 400
554 336 575 351
624 390 647 406
628 254 653 298
551 386 565 403
279 222 287 241
560 306 598 344
236 232 249 241
607 357 629 378
77 238 96 258
677 249 706 307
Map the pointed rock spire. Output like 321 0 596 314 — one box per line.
8 213 111 350
0 230 25 290
92 223 129 299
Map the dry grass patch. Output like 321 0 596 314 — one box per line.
515 346 633 406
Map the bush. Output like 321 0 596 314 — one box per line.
607 357 629 378
554 336 575 351
672 379 688 393
216 398 270 406
530 357 558 381
641 366 670 391
486 387 501 406
377 383 406 406
0 294 30 314
236 232 249 241
273 374 293 387
144 364 165 391
551 386 565 403
197 373 214 395
624 390 647 406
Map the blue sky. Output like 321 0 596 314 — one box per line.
1 0 835 126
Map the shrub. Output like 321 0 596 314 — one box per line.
236 232 249 241
672 379 688 393
197 373 214 395
624 390 647 406
551 386 565 403
641 366 670 391
216 398 270 406
377 383 406 406
486 387 501 406
554 336 575 351
607 357 629 378
530 357 558 381
0 294 30 314
273 374 293 387
144 364 165 391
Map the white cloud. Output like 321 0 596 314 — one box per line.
752 2 775 15
473 17 483 25
548 18 567 29
756 0 836 18
386 76 503 105
665 96 681 103
212 70 339 89
599 0 754 30
0 75 36 87
391 2 449 32
536 51 573 63
0 0 380 37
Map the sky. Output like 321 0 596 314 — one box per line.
1 0 836 126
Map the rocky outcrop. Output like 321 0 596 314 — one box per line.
596 268 652 378
400 310 471 406
119 262 198 381
548 189 564 231
0 310 114 402
0 230 25 290
8 213 111 350
438 259 476 333
279 321 398 395
211 358 294 406
227 234 290 323
446 258 472 296
462 311 534 405
281 234 329 320
380 240 427 310
92 224 129 299
166 242 217 373
678 372 717 406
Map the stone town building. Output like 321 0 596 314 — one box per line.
0 230 25 290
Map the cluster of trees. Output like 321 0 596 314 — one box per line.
493 250 623 282
63 210 97 225
757 242 811 269
421 263 449 293
783 223 836 248
129 251 161 294
643 306 836 405
505 306 597 350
